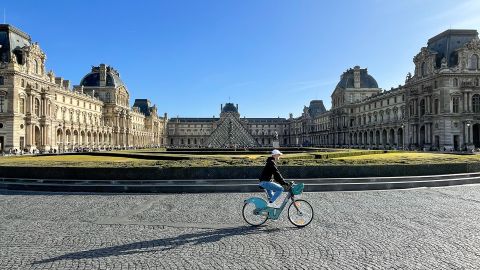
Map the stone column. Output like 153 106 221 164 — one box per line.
468 92 471 112
468 124 472 144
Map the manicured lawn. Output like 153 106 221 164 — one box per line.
330 152 480 164
0 155 158 168
0 151 478 167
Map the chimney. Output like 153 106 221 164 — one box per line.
354 66 361 88
221 104 223 112
62 80 70 89
55 77 63 87
99 64 107 87
236 104 238 111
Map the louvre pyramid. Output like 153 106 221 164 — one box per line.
204 113 259 148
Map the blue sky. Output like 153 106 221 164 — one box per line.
2 0 480 118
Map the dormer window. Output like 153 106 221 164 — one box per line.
421 62 427 77
470 54 479 70
34 59 39 74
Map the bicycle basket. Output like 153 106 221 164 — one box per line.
291 183 304 195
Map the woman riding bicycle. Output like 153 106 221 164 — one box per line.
259 149 291 208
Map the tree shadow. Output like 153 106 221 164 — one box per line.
33 225 286 264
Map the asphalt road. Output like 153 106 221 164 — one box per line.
1 185 480 269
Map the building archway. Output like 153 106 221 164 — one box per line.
56 129 63 145
420 125 426 146
73 130 79 146
382 129 387 147
397 128 404 148
473 123 480 148
65 130 71 149
80 131 86 145
34 126 41 148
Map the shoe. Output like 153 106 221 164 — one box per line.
266 202 277 208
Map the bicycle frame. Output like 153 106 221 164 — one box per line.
244 189 298 220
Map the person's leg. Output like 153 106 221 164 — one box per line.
261 182 284 203
259 181 274 201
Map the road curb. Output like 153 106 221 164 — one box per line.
1 173 480 193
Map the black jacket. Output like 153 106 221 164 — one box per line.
259 157 288 186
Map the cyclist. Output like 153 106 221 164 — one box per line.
259 149 291 207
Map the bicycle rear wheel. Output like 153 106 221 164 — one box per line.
242 202 268 226
288 199 314 227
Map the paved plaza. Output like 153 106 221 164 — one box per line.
1 186 480 269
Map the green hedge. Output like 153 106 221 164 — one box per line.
0 162 478 180
313 150 398 159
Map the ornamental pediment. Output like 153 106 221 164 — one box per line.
414 47 437 62
465 38 480 51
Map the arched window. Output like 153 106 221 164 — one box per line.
452 97 459 113
434 99 439 114
473 94 480 113
420 99 425 116
470 54 479 70
421 62 427 76
34 60 39 74
453 78 458 87
34 99 40 116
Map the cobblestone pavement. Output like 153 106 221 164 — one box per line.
1 185 480 270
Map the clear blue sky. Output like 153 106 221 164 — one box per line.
2 0 480 118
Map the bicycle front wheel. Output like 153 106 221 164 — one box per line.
288 199 314 227
242 202 268 226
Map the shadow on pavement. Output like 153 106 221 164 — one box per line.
33 226 286 264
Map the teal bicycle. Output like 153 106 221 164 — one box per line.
242 182 314 227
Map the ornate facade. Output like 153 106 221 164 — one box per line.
0 24 167 152
2 24 479 152
167 103 291 147
298 29 480 151
170 29 480 151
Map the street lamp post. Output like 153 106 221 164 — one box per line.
467 121 471 151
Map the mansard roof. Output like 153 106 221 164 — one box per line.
427 29 479 67
336 67 378 89
80 64 125 88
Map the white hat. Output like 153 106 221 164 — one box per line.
271 149 283 156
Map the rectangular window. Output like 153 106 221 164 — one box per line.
0 76 4 85
434 99 439 114
19 99 25 114
0 96 5 113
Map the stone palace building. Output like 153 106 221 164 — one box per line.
0 24 168 152
1 23 480 152
169 29 480 151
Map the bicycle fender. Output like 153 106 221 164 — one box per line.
244 197 267 209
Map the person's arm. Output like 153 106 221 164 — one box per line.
270 160 288 186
